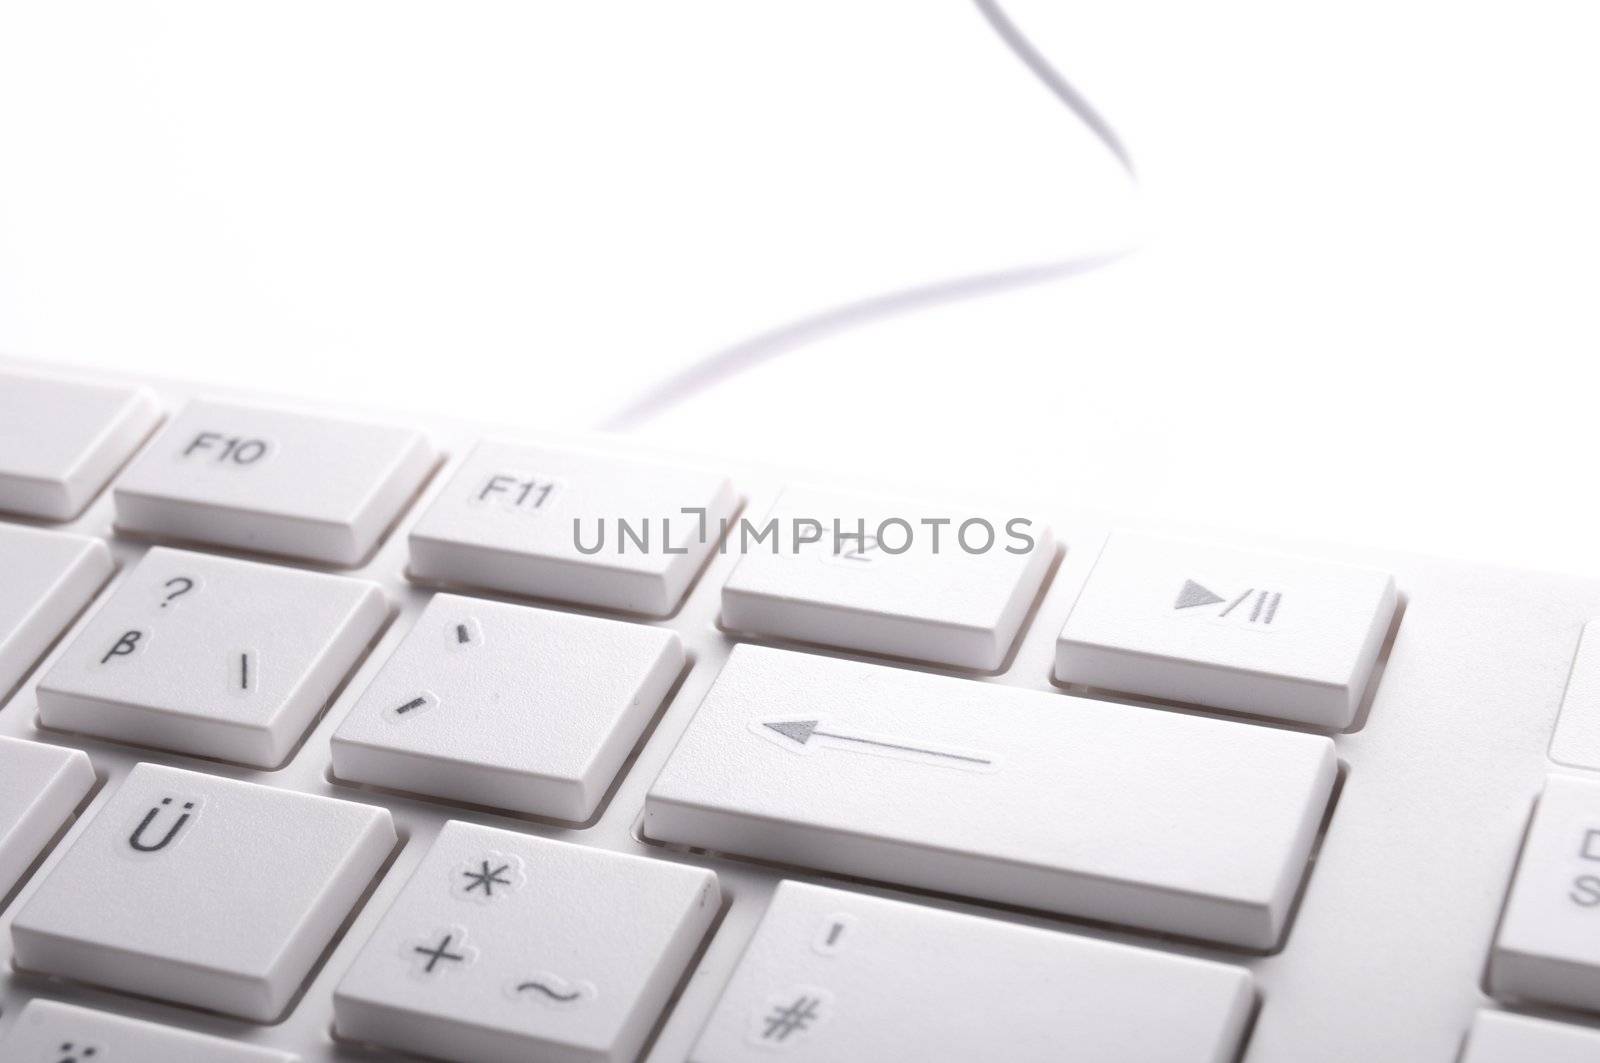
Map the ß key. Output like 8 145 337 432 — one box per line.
334 821 719 1063
0 737 95 899
689 881 1253 1063
10 762 395 1022
647 644 1335 949
0 525 113 698
36 547 386 767
1055 531 1398 729
1490 773 1600 1012
720 485 1054 670
0 369 160 520
113 398 436 565
331 593 684 820
0 998 299 1062
408 440 738 615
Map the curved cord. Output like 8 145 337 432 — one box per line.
971 0 1135 179
599 0 1135 432
600 250 1130 432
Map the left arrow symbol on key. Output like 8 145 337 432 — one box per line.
758 719 998 772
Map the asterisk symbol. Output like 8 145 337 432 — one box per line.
461 859 513 897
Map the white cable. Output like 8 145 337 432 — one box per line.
971 0 1135 179
600 0 1135 432
600 251 1131 432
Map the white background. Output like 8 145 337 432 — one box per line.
2 1 1597 576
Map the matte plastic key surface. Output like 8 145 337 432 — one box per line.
10 762 395 1021
0 369 160 519
408 439 737 615
720 485 1054 669
0 736 94 898
0 524 113 697
331 592 683 820
113 398 436 565
1461 1010 1600 1063
36 547 386 767
1490 773 1600 1012
0 998 299 1062
1056 530 1398 728
690 881 1253 1063
334 821 719 1063
646 644 1336 949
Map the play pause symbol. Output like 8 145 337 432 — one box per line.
1174 580 1282 625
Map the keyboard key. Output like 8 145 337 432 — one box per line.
36 547 386 767
0 998 299 1062
0 370 160 520
113 398 436 565
11 762 395 1021
1462 1010 1600 1063
334 820 718 1063
1490 773 1600 1012
0 737 94 898
689 881 1253 1063
0 525 113 697
408 440 737 615
647 644 1335 949
1055 531 1398 729
720 486 1054 670
332 593 682 820
1550 618 1600 769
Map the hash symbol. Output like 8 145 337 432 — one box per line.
763 994 821 1041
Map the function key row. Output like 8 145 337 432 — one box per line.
2 373 1400 730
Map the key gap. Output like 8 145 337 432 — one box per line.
630 886 732 1062
0 765 106 918
0 553 120 710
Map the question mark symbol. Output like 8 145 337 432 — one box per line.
162 577 195 608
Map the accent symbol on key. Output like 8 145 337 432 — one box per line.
758 718 998 773
447 617 483 651
763 994 823 1042
812 912 857 956
1174 580 1282 625
54 1042 100 1063
385 690 440 723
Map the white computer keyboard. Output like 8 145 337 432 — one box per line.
2 358 1599 1063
